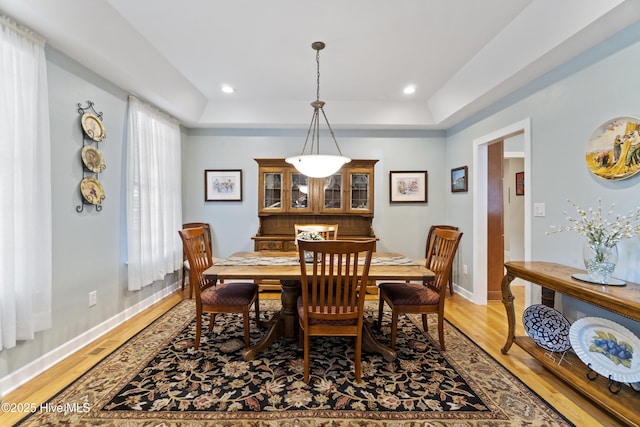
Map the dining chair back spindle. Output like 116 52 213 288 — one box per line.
179 227 260 349
377 228 462 351
294 224 339 240
296 239 375 382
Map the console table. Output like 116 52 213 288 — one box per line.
501 261 640 426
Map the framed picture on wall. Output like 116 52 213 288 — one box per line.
515 171 524 195
205 169 243 201
389 171 428 203
451 166 468 193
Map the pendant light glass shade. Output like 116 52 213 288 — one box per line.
285 41 350 178
285 154 350 178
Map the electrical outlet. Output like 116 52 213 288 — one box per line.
89 291 97 307
534 202 546 217
463 264 468 275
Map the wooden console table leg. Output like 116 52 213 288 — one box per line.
501 271 516 354
541 287 555 308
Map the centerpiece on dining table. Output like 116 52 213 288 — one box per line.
295 231 324 263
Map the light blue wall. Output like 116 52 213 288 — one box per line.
444 23 640 333
182 129 447 258
3 21 640 387
0 48 177 381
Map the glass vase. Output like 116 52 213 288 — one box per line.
582 241 618 284
295 238 315 263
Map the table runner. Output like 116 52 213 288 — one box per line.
215 255 421 266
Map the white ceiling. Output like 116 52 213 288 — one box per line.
2 0 639 129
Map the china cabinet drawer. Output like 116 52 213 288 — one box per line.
256 241 283 251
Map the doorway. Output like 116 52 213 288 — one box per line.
472 118 532 306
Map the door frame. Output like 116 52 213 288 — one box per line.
472 118 532 305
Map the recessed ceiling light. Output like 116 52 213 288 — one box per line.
403 85 416 95
221 85 235 94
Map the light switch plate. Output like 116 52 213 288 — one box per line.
534 203 546 217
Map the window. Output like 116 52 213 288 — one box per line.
0 15 52 349
126 96 182 291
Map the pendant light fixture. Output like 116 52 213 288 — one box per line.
285 41 351 178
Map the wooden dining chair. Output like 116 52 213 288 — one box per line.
179 227 260 349
181 222 213 298
296 239 375 382
426 225 459 295
377 228 462 351
294 223 339 240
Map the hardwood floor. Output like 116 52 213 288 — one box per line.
0 286 624 426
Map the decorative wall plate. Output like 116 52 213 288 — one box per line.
80 177 105 205
569 317 640 383
81 146 105 173
585 116 640 180
522 304 571 353
81 112 106 142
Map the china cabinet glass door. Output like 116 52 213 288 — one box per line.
263 172 282 211
290 172 312 212
349 172 372 213
322 173 343 212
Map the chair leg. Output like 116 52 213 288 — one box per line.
422 314 428 332
243 309 250 347
377 295 385 329
208 313 216 331
303 330 311 382
354 336 362 382
254 294 261 328
438 314 445 351
181 266 186 290
390 309 398 351
194 310 202 350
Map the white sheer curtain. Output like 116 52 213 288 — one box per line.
126 96 182 291
0 16 52 350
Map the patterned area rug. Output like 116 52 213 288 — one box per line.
17 299 572 426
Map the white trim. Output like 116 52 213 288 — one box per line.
472 118 532 306
0 282 180 397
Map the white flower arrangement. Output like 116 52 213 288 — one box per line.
296 231 324 241
547 199 640 248
295 231 324 262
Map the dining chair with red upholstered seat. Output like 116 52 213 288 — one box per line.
179 226 260 349
425 225 459 295
377 228 462 351
296 239 375 382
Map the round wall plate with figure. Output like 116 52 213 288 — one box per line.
585 116 640 180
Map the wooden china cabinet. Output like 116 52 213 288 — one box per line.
253 158 378 291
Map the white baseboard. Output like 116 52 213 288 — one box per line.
0 282 180 397
451 281 474 302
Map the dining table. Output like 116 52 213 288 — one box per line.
203 251 434 362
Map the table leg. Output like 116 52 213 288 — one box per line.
362 322 396 362
501 271 516 354
242 279 299 360
280 280 300 339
